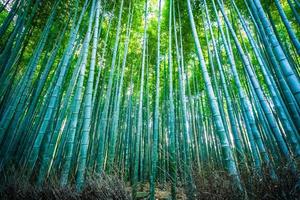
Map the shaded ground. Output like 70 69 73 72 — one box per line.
192 167 300 200
0 167 299 199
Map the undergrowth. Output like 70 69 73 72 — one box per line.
0 165 299 199
193 165 300 200
0 171 131 200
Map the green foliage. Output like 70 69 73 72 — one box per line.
0 0 299 198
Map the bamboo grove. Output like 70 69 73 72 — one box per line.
0 0 299 199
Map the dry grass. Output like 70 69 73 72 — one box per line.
0 172 131 200
193 165 300 200
0 166 299 199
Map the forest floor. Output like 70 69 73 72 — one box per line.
0 167 299 199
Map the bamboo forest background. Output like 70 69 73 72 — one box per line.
0 0 299 199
